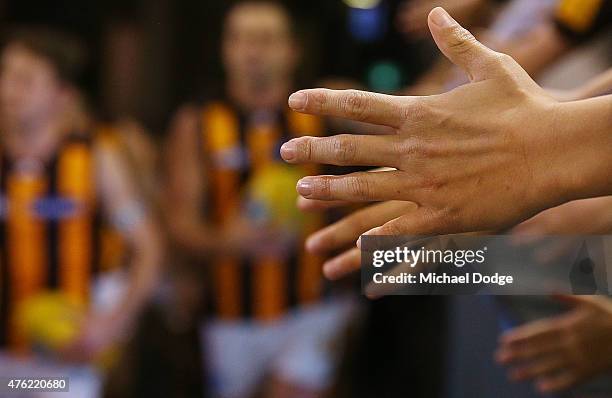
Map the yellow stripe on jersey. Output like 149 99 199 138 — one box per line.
247 123 280 171
58 142 95 306
556 0 604 32
7 173 48 351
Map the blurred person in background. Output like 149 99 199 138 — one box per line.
0 27 162 397
164 1 356 398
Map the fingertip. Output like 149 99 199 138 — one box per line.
428 7 454 28
322 261 339 280
288 91 307 111
305 234 323 253
280 141 297 162
323 256 351 281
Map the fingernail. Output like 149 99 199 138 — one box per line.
356 236 362 248
288 92 307 110
280 142 296 161
297 178 313 197
430 7 454 27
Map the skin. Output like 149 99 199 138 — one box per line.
510 196 612 265
496 295 612 394
0 43 162 362
550 68 612 102
280 7 612 240
511 196 612 240
0 44 70 161
222 1 298 111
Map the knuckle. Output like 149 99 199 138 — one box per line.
342 90 371 121
489 52 514 73
417 172 444 190
310 90 329 113
346 176 372 199
445 26 477 56
409 98 434 121
332 136 357 164
406 98 448 131
317 177 332 199
300 137 313 161
396 137 424 162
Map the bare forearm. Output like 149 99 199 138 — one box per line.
575 69 612 100
103 220 163 336
503 23 570 78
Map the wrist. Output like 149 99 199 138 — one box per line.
548 97 612 204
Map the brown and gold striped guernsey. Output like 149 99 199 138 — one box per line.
0 133 123 352
201 102 327 321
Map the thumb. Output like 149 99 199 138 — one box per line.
427 7 500 82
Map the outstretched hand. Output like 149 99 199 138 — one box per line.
497 295 612 393
281 7 610 238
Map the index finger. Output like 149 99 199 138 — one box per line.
288 88 413 129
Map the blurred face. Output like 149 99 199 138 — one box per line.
0 43 65 128
222 2 298 90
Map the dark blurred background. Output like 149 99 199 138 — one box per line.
0 0 436 133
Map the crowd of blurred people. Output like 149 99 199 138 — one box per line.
0 0 610 397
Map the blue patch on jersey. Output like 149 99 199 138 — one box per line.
32 197 82 220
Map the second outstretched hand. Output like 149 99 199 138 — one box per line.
280 7 612 238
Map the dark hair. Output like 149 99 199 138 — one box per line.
3 26 87 86
224 0 297 36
